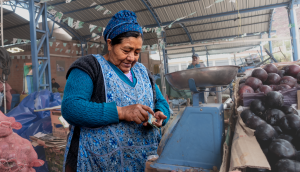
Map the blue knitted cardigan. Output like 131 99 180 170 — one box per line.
62 55 170 171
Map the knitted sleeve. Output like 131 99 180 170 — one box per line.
62 68 119 127
154 84 170 126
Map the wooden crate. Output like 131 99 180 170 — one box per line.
44 147 65 172
50 110 69 139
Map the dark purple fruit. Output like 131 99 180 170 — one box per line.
245 77 263 90
280 76 297 88
274 84 292 91
293 129 300 150
252 69 268 82
279 114 300 135
255 123 278 147
273 126 283 135
297 72 300 83
264 64 278 74
269 139 296 163
246 168 270 172
295 151 300 162
239 83 245 89
255 85 272 94
265 73 281 85
285 65 300 77
280 105 294 114
240 109 255 124
250 99 266 117
265 91 284 109
274 159 300 172
264 109 285 125
277 134 293 143
278 70 285 78
269 85 277 90
239 78 247 84
238 85 254 95
246 116 266 130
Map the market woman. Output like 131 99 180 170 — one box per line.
62 10 170 172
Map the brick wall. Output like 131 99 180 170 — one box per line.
7 56 79 94
7 40 104 94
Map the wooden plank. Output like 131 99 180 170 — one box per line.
297 90 300 110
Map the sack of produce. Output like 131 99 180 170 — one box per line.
0 111 44 172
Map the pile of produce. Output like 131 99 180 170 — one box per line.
239 64 300 99
0 111 44 171
241 91 300 172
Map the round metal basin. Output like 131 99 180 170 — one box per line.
165 65 239 90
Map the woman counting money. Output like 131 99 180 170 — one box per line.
62 10 170 172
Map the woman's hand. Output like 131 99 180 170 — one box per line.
144 111 167 128
117 104 154 124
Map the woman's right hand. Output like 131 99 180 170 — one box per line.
117 104 154 124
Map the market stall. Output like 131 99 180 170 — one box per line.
231 62 300 171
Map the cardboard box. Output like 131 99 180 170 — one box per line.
229 106 270 171
45 147 65 172
50 110 69 139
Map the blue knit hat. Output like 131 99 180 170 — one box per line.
103 10 143 42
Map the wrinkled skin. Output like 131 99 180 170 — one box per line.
0 111 44 172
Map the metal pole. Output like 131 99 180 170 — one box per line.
288 0 300 61
159 31 166 99
81 42 84 56
260 34 264 61
216 87 222 103
29 0 39 92
205 46 209 66
269 9 275 55
192 47 195 55
42 3 52 92
1 0 5 113
234 53 237 65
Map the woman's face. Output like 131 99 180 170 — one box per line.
106 36 142 74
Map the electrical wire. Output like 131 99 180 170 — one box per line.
0 47 11 82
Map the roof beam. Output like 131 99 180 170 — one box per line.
166 13 270 31
167 45 261 58
144 21 269 41
84 0 199 23
144 2 295 28
63 0 124 15
51 0 77 6
268 9 275 54
178 23 194 54
166 31 276 47
167 35 287 50
140 0 161 26
81 17 270 40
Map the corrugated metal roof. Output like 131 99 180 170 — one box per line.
2 8 44 41
2 0 290 56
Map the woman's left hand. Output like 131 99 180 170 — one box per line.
143 111 167 128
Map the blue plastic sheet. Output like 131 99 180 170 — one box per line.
5 89 61 172
6 89 61 135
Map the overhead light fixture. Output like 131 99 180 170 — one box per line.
6 47 24 53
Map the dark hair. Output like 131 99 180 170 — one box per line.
110 31 142 46
52 78 55 81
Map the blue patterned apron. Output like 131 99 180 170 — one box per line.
63 54 160 172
